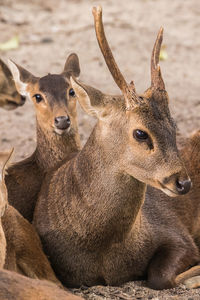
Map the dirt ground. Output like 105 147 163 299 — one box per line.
0 0 200 299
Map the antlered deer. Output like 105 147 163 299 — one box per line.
34 7 199 290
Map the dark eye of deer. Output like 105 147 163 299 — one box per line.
69 88 75 97
33 94 43 103
133 129 149 141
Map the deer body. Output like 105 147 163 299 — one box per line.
6 123 79 221
0 152 82 300
146 130 200 243
0 149 62 285
0 269 82 300
34 109 199 289
34 7 200 290
6 54 81 222
1 204 61 285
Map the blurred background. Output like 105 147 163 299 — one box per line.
0 0 199 161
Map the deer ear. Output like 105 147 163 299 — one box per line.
7 60 37 96
0 59 13 84
0 148 14 181
63 53 80 78
70 77 106 118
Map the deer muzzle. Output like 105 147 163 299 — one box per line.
54 115 71 135
159 172 191 197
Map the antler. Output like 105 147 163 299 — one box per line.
92 6 128 93
93 6 142 110
151 27 165 90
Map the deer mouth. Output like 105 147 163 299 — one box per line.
158 181 179 197
2 100 19 110
53 127 71 136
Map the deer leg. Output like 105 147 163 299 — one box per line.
175 265 200 288
147 245 198 290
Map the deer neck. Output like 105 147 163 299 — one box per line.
73 123 146 241
35 122 81 171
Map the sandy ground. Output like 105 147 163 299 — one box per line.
0 0 200 298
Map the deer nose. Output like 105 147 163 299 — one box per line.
176 179 191 195
20 95 26 105
54 116 70 130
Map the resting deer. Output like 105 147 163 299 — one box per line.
0 149 61 285
0 150 13 268
5 53 81 222
0 59 25 110
0 270 83 300
0 151 82 300
34 7 199 290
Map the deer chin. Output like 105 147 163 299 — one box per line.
53 127 71 136
0 101 18 110
158 181 179 197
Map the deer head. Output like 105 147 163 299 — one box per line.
0 149 13 217
70 6 191 197
0 59 26 110
7 54 80 136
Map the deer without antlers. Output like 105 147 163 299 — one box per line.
5 54 81 222
34 6 199 290
0 59 25 110
0 151 82 300
0 149 62 285
0 270 83 300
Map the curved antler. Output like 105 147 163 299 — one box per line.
92 6 128 93
93 6 140 109
151 27 165 90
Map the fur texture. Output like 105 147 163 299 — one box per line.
34 79 197 290
6 54 81 221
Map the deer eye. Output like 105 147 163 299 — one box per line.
33 94 43 103
133 129 149 141
69 88 75 97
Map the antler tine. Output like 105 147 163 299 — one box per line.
151 27 165 90
92 6 129 93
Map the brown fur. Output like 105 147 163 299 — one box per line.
33 64 196 292
0 59 25 110
0 150 61 285
34 9 199 289
2 205 61 286
0 150 12 269
0 151 83 299
6 54 81 222
146 130 200 287
0 269 82 300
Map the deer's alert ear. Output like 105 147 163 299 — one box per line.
7 60 37 96
70 77 110 119
63 53 80 78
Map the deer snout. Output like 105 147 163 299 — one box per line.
175 178 191 195
20 95 26 106
54 116 71 130
160 172 191 197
